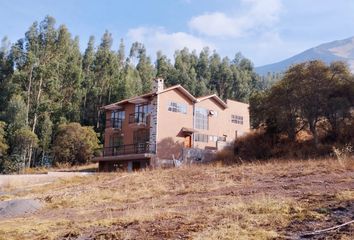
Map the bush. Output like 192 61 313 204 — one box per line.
52 123 100 165
234 130 273 161
228 131 334 163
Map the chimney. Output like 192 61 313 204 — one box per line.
152 78 164 93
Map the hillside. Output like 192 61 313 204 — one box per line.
255 36 354 75
0 158 353 239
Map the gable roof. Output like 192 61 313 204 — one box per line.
101 92 155 110
197 94 228 109
159 85 197 102
101 84 198 110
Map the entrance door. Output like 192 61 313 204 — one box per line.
184 135 192 148
132 161 141 171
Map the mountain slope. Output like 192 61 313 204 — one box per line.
255 36 354 75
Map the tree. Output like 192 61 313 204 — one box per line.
52 123 100 165
0 121 8 157
38 112 53 165
136 45 155 93
250 60 354 146
13 127 38 170
0 37 14 113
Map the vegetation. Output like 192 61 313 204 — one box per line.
0 16 260 173
52 123 100 165
229 60 354 161
0 157 353 239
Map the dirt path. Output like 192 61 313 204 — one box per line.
0 172 92 191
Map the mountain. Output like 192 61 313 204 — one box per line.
255 36 354 76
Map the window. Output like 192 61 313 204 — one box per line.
110 135 123 147
209 135 226 142
209 135 218 142
111 110 125 128
131 103 149 124
195 133 208 142
135 103 149 114
231 115 243 125
168 102 187 114
133 129 150 144
195 107 209 130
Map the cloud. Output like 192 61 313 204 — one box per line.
126 27 214 58
188 0 283 38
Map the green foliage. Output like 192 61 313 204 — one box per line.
52 123 100 165
0 121 8 157
5 95 27 138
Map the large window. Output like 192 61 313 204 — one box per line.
231 115 243 125
135 103 149 114
168 102 187 114
130 103 149 124
111 110 125 128
195 107 209 130
195 133 208 142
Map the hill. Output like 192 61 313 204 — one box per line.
255 36 354 75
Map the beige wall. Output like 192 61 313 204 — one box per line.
156 89 194 159
186 97 250 150
225 99 250 138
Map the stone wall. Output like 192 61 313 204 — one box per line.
181 148 216 164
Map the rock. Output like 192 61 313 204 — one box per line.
0 199 42 218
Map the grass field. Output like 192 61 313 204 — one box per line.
0 157 353 239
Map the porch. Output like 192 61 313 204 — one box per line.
93 143 156 172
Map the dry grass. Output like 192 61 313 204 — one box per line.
0 157 353 239
22 163 99 174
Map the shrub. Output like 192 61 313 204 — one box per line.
234 130 273 161
52 123 100 165
229 131 334 163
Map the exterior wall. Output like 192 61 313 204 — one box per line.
193 98 250 150
225 99 250 139
194 98 227 150
103 102 151 149
156 89 194 160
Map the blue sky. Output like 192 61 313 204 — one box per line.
1 0 354 66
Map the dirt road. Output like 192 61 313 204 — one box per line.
0 172 92 190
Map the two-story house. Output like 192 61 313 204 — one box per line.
94 78 250 171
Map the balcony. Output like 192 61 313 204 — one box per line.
103 143 155 157
106 118 123 129
129 112 148 125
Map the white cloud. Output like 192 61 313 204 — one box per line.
126 27 214 58
188 0 283 38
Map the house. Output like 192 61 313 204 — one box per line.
93 78 250 171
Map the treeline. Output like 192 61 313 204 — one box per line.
232 60 354 160
0 16 261 172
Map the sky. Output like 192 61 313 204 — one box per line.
1 0 354 66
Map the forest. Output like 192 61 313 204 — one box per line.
0 16 265 173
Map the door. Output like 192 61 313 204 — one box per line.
184 135 192 148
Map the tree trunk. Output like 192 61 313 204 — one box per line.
28 75 43 168
309 121 318 147
26 66 34 125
